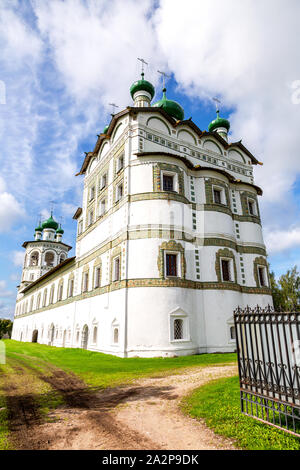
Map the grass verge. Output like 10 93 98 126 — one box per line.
182 375 300 450
3 340 237 388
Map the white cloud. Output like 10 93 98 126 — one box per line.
12 251 24 267
0 191 24 233
265 227 300 254
0 280 13 298
32 0 163 106
154 0 300 204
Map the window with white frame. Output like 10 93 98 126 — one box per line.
83 272 89 292
100 173 107 190
213 186 225 205
93 326 98 344
78 219 83 235
117 154 124 173
174 319 183 340
94 266 101 288
170 313 189 342
58 282 64 301
89 186 95 201
49 285 55 304
221 258 233 282
258 266 267 287
113 256 120 281
116 182 123 202
88 210 94 226
230 326 236 340
248 198 257 216
162 172 178 192
99 198 106 216
42 289 47 307
68 278 74 297
113 327 119 344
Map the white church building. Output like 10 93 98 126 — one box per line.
11 73 273 357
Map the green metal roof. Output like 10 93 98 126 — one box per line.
130 73 155 100
153 88 184 121
41 214 59 230
208 111 230 133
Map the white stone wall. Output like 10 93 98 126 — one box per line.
12 108 272 357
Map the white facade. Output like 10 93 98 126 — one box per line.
12 95 273 357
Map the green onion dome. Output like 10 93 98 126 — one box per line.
130 73 155 100
208 110 230 133
35 224 43 232
153 88 184 121
103 125 109 134
42 214 59 231
56 226 64 235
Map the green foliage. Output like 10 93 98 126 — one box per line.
3 340 237 388
183 376 300 450
270 265 300 311
0 319 13 339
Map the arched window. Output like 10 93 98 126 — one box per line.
59 253 66 263
81 325 89 349
113 327 119 344
44 251 55 267
230 326 236 340
174 319 183 340
30 251 39 266
58 281 64 301
42 289 48 307
36 293 41 309
93 326 98 344
49 285 55 304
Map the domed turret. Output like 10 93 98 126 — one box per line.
34 222 43 241
153 88 184 121
56 225 64 242
42 214 59 231
208 110 230 141
130 72 155 107
42 214 59 241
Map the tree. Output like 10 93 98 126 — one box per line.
0 319 13 339
270 265 300 311
269 271 285 310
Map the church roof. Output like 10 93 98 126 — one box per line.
22 240 72 250
72 207 82 220
21 256 76 294
135 151 263 195
76 107 260 175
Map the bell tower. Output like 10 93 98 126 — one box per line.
18 213 72 292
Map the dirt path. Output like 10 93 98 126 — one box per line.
2 358 238 450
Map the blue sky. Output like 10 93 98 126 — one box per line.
1 0 300 320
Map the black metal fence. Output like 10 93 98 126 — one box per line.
234 305 300 437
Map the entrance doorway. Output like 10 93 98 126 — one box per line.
32 330 38 343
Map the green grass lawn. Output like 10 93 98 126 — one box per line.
2 340 237 388
183 375 300 450
0 393 10 450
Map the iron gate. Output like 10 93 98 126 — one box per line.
234 305 300 437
